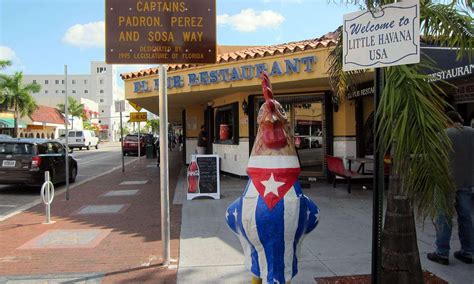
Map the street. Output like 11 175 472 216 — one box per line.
0 142 144 220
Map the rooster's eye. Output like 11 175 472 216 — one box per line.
278 107 286 117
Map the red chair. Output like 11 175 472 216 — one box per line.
326 155 372 193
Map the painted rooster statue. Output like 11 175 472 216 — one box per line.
226 72 319 284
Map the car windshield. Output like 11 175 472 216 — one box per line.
125 135 138 141
0 143 34 155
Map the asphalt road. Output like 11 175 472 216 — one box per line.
0 142 143 220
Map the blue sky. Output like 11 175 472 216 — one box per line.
0 0 358 83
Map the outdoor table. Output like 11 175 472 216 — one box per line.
346 157 374 175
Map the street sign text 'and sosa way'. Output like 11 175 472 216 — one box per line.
105 0 216 64
343 1 420 71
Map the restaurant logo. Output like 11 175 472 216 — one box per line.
133 55 316 92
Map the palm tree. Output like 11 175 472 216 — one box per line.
0 72 40 137
328 1 473 283
0 60 12 69
57 96 84 130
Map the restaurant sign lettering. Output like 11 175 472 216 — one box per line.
343 0 420 71
105 0 216 64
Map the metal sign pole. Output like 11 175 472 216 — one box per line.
138 122 141 160
120 105 125 172
371 67 385 284
64 65 70 200
159 64 170 266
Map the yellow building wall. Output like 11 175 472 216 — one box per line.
0 112 14 118
186 106 205 138
333 98 356 137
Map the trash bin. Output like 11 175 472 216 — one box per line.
146 144 155 159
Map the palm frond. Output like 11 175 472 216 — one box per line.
377 65 454 219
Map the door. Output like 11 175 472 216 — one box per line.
49 142 66 182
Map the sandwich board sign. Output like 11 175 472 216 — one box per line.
343 0 420 71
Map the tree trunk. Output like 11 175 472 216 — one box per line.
381 161 424 284
13 104 18 138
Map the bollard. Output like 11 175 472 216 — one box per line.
41 171 55 224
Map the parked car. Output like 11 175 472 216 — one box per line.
65 130 99 150
123 134 146 156
0 134 12 139
0 139 78 186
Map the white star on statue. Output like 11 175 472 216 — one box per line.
233 208 238 220
261 173 284 197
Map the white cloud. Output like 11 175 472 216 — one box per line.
217 9 285 32
62 21 105 48
0 46 19 62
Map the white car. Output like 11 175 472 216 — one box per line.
63 130 99 150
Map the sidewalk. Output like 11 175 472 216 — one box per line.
175 174 474 284
1 154 472 283
0 151 183 283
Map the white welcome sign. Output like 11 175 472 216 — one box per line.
343 0 420 71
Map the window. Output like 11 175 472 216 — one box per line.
99 79 104 84
214 102 239 144
72 80 76 84
84 79 88 84
100 90 104 94
62 90 65 94
45 90 48 94
55 90 58 94
100 99 104 103
97 67 107 73
33 80 37 84
61 80 64 84
45 80 49 84
55 80 59 84
101 110 104 113
72 90 76 94
84 90 88 94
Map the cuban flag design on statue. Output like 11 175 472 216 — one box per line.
226 155 319 284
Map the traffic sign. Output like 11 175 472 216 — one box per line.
129 112 147 122
128 101 142 112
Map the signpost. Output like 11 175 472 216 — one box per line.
105 0 217 65
106 0 217 267
343 1 420 283
129 101 142 112
64 65 70 201
115 100 126 172
343 1 420 71
129 112 148 122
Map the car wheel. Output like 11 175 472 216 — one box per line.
123 151 127 156
95 143 99 150
86 144 90 150
69 165 77 183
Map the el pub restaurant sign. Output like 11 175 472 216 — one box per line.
343 0 420 71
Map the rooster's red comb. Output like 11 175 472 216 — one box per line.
260 72 273 102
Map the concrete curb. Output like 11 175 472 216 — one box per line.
0 158 138 222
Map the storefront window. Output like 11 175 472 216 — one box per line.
214 102 239 144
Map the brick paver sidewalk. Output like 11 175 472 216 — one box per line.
0 151 183 283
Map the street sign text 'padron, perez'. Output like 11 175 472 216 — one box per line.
105 0 216 64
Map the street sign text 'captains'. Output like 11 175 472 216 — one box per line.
106 0 216 64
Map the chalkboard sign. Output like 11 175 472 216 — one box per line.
186 154 220 200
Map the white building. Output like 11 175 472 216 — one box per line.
23 61 123 141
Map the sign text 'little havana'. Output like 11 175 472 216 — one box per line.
343 0 420 71
105 0 216 64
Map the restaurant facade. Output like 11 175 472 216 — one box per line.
121 33 472 179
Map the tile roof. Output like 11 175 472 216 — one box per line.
120 31 338 80
29 105 67 125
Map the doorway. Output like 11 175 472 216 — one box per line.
252 94 325 176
